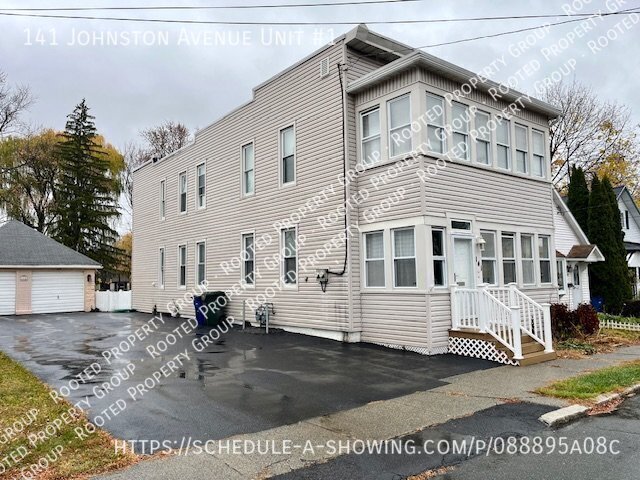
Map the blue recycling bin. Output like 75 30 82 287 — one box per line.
194 295 206 326
591 296 604 312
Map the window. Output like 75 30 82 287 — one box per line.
158 247 165 288
502 233 516 284
364 231 385 287
196 163 206 208
557 259 566 292
160 180 166 220
242 143 255 195
432 228 446 287
496 117 511 169
196 241 206 285
521 234 535 285
426 93 445 154
179 171 187 213
392 228 416 287
625 210 630 230
539 236 551 284
242 233 255 285
515 124 529 174
388 95 412 157
573 264 581 286
178 244 187 287
452 102 470 160
532 130 545 177
451 220 471 230
475 110 491 165
481 231 497 285
280 126 295 184
361 108 381 166
282 228 297 284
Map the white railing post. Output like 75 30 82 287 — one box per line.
541 303 553 353
511 306 523 360
507 283 518 307
478 283 488 333
450 284 459 330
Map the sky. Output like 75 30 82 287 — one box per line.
0 0 639 150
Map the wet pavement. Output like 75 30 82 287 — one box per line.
0 312 495 445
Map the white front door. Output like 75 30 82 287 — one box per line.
31 271 85 314
0 271 16 316
453 237 475 287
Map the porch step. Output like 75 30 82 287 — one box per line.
519 350 557 366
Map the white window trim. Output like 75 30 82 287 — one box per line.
425 92 446 156
195 240 206 286
480 230 498 286
241 141 255 197
431 227 447 288
363 230 386 288
520 233 536 286
515 123 529 174
195 162 206 210
159 179 166 221
279 124 296 187
241 230 256 289
501 232 517 285
451 101 470 161
178 171 187 214
158 246 165 289
177 244 187 289
538 235 552 285
387 93 412 160
474 109 492 166
532 129 546 178
392 227 417 289
360 106 382 167
496 116 511 171
281 225 298 289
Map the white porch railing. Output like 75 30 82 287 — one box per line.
451 283 553 360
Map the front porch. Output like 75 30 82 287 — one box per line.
449 284 556 366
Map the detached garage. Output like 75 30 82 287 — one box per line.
0 221 101 316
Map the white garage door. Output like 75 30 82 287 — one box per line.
0 272 16 315
32 271 85 314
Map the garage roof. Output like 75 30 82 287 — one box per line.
0 220 101 268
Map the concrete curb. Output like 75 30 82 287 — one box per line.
539 382 640 427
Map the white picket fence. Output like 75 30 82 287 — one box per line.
600 318 640 332
95 290 132 312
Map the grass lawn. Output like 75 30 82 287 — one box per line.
0 352 137 479
536 360 640 401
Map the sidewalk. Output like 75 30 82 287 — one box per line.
97 345 640 480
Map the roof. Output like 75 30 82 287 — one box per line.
0 221 102 268
624 241 640 253
566 244 605 262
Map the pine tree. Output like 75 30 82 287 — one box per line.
588 175 632 312
53 100 121 273
567 166 590 235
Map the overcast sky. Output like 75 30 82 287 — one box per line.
1 0 638 148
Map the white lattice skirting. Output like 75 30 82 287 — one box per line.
448 336 519 366
372 343 446 356
601 319 640 332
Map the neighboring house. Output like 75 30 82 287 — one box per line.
553 190 604 308
613 186 640 296
132 25 562 364
0 220 101 315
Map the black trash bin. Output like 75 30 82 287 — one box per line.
198 291 229 327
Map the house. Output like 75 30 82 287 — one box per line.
0 220 101 315
132 25 563 365
553 190 604 308
613 185 640 296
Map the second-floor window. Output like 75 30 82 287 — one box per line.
160 180 165 220
361 107 381 166
388 95 411 157
196 241 206 285
521 234 535 285
532 130 545 177
178 244 187 287
242 142 254 195
475 110 491 165
539 235 551 284
452 102 470 160
426 93 445 154
392 227 416 287
515 124 529 174
364 231 385 287
496 117 511 169
280 126 295 185
179 171 187 213
196 163 206 209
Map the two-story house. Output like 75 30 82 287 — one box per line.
132 25 561 365
614 185 640 296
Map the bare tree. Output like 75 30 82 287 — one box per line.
0 72 33 137
543 80 639 185
120 141 146 218
140 120 190 160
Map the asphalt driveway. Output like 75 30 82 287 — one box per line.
0 312 495 445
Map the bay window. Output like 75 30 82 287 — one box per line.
388 95 411 157
392 227 416 287
496 117 511 169
361 107 381 166
364 231 385 287
532 130 545 177
452 101 469 160
432 228 446 287
426 93 445 154
475 110 491 165
515 124 529 174
521 234 535 285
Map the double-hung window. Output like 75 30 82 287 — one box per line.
179 171 187 213
242 233 255 285
196 241 206 285
178 244 187 288
521 234 535 285
502 233 517 284
388 95 412 157
515 124 529 174
364 231 385 287
432 228 446 287
557 259 566 292
496 117 511 169
539 235 552 284
481 231 497 285
361 108 381 166
426 93 445 154
282 228 297 284
158 247 165 288
475 110 491 165
196 163 206 209
392 227 416 287
280 126 295 185
532 130 545 177
160 180 166 220
452 102 470 160
242 143 254 195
